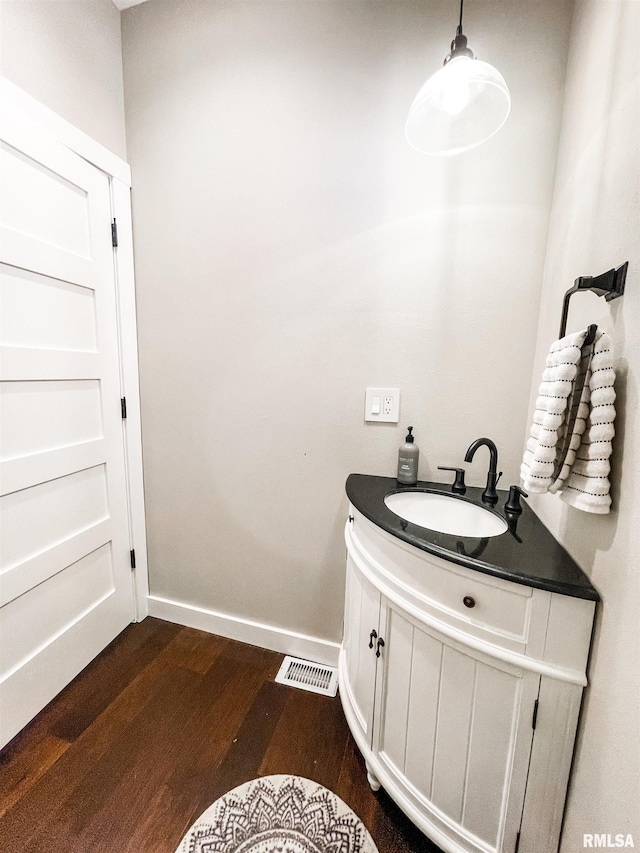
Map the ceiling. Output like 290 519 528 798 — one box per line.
112 0 149 10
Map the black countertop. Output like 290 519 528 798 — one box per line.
346 474 599 601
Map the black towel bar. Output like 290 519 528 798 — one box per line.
558 261 628 339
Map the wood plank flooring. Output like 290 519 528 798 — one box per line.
0 617 442 853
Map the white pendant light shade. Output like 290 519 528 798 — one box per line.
406 56 511 156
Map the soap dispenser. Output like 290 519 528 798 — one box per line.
397 426 419 485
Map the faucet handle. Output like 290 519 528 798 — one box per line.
505 485 528 514
438 466 467 494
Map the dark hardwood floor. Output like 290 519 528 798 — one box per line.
0 617 442 853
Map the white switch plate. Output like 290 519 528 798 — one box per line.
365 388 400 423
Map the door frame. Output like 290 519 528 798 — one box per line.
1 75 149 619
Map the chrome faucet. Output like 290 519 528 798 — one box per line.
464 437 502 505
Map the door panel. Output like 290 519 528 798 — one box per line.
0 139 91 257
431 643 477 822
0 114 134 747
404 626 443 797
374 601 539 853
0 379 102 459
376 605 414 772
1 264 97 351
2 544 115 676
343 556 381 744
1 466 109 567
462 663 526 844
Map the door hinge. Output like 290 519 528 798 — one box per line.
111 218 118 248
121 397 127 419
514 831 521 853
532 698 539 730
130 549 136 569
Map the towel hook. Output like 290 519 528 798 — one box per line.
559 261 628 339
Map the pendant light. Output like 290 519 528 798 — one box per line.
405 0 511 156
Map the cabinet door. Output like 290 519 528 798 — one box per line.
373 600 539 853
343 555 381 745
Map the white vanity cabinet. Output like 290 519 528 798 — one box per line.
340 506 596 853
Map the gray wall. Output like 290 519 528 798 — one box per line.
0 0 127 159
122 0 573 643
523 1 640 846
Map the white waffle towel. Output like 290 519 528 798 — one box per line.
521 329 615 513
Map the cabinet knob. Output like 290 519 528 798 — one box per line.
463 596 476 609
368 629 377 649
376 637 385 658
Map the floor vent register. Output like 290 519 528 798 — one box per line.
275 656 338 697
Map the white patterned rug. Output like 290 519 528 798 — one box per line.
176 774 379 853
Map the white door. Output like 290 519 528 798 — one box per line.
0 113 135 747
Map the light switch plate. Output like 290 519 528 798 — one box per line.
365 388 400 423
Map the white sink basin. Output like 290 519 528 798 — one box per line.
384 491 508 538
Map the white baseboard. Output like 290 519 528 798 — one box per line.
147 594 341 667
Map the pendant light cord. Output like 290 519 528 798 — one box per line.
457 0 464 35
